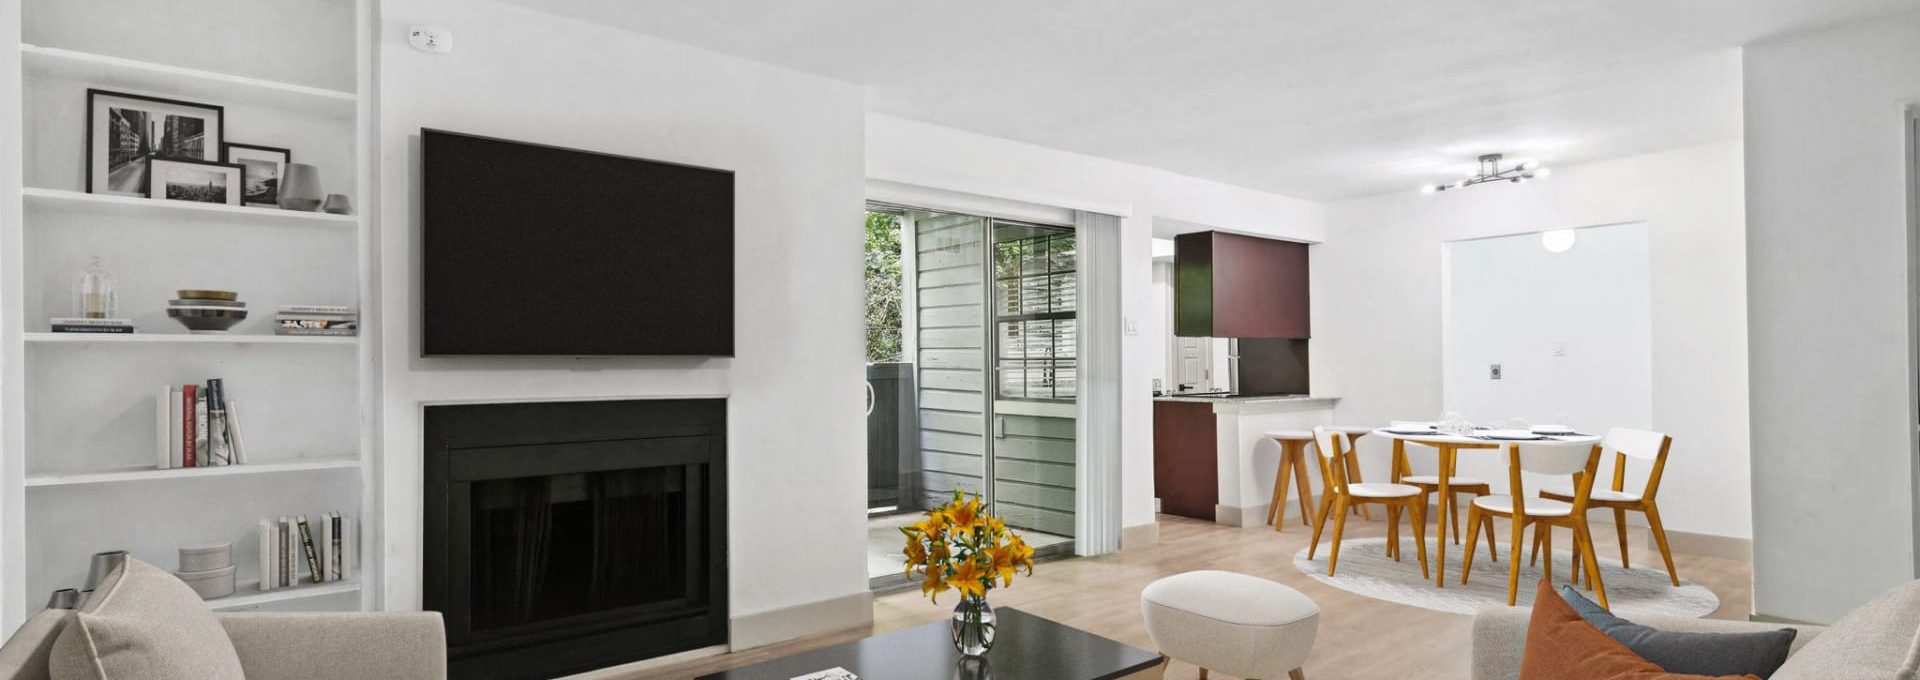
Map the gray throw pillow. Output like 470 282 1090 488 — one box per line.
1559 585 1797 678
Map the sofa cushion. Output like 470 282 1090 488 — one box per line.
0 608 73 680
1560 586 1797 678
1771 580 1920 680
48 558 245 680
1519 581 1758 680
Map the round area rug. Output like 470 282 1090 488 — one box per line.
1293 538 1719 618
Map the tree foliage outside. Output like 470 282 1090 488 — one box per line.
866 211 905 363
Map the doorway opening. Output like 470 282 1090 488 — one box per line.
863 204 1077 586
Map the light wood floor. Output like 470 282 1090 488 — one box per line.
610 514 1751 680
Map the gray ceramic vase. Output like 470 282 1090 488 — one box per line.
322 193 354 215
278 163 324 211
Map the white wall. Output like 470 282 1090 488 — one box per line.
1443 224 1653 433
377 0 871 643
866 114 1325 534
1315 140 1751 542
1744 13 1920 623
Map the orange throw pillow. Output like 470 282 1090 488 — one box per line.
1518 580 1759 680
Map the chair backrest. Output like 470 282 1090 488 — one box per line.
1504 440 1602 516
1602 427 1673 497
1311 426 1353 495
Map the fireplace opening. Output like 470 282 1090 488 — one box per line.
425 399 727 680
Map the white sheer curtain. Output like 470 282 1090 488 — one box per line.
1074 210 1123 555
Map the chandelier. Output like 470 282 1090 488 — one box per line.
1421 154 1549 194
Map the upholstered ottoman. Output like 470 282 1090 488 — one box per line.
1141 570 1320 679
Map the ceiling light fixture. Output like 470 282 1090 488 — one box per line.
1421 154 1546 194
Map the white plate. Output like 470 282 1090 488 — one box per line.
1481 429 1545 440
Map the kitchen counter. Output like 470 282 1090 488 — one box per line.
1153 396 1340 526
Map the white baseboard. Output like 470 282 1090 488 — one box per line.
729 590 874 650
1122 522 1160 549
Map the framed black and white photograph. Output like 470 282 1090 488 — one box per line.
144 158 244 206
222 143 291 207
87 89 225 197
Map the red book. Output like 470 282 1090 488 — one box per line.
181 384 197 468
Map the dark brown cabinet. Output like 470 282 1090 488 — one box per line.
1174 231 1310 338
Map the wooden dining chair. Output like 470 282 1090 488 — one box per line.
1392 448 1495 552
1306 426 1428 578
1535 427 1680 586
1460 440 1608 608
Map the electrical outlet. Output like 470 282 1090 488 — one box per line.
409 26 453 54
1551 340 1567 357
1490 363 1502 380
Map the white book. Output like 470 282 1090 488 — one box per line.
168 388 184 469
318 514 332 583
193 395 209 467
275 305 355 315
342 514 354 581
226 401 249 465
154 386 170 470
258 520 275 591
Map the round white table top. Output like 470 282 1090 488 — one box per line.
1368 426 1602 447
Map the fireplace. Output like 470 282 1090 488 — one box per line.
424 399 727 680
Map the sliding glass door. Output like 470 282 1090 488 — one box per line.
863 204 1077 580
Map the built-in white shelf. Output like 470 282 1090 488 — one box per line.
25 332 356 346
23 188 357 228
25 458 361 488
21 44 357 119
208 580 360 611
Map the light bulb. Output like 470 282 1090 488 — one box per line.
1420 184 1438 195
1534 167 1552 178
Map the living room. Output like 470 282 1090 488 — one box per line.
2 1 1918 679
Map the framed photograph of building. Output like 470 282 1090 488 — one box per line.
87 89 225 197
222 143 292 207
144 158 244 205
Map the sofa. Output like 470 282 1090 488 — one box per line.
1471 581 1920 680
0 558 445 680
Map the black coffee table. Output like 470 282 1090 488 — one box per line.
697 607 1162 680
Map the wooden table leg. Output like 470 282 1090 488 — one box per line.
1435 445 1454 588
1290 448 1313 527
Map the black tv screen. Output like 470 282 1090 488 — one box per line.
422 130 734 356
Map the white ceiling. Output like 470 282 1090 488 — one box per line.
494 0 1919 201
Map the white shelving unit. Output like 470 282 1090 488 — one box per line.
0 0 378 629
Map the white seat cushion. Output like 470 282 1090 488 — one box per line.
1541 486 1642 502
1472 495 1574 517
1348 482 1422 499
1330 425 1373 435
1140 570 1319 627
1141 570 1320 680
1402 475 1490 487
1265 430 1313 440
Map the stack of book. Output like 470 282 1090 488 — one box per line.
258 513 354 590
153 378 249 469
275 304 357 337
50 317 134 334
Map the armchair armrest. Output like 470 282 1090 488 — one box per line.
1470 607 1824 680
217 612 446 680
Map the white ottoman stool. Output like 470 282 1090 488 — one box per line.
1141 570 1319 680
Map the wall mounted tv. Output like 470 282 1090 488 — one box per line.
422 129 734 356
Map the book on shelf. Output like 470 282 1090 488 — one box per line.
258 512 353 589
275 328 358 337
155 379 250 469
276 305 356 316
275 318 358 330
50 317 135 333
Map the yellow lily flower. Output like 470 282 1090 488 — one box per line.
947 559 989 600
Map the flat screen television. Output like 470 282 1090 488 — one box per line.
422 129 734 356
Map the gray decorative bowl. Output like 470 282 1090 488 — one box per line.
168 307 248 334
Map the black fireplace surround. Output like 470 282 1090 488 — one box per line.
424 399 727 680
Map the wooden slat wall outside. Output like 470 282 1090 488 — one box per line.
993 412 1076 537
915 214 988 503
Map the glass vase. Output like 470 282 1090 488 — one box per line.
950 595 996 656
73 256 117 319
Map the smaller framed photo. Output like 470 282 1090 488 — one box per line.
145 158 245 206
222 143 291 208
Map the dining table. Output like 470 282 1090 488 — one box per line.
1367 426 1604 588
